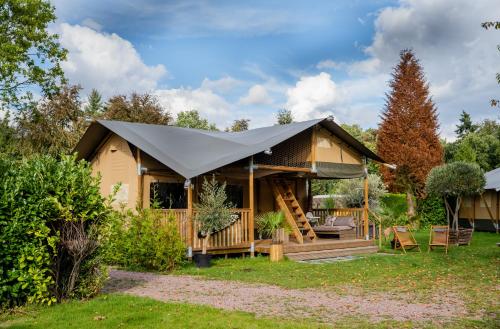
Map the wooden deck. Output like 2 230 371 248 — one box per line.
255 238 375 254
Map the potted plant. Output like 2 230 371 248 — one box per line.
256 211 289 262
193 176 234 268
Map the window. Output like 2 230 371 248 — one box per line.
150 182 186 209
226 184 244 208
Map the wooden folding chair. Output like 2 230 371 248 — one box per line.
428 225 449 254
392 226 421 253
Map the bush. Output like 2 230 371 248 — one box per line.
380 193 407 218
103 208 185 272
417 196 446 227
334 174 387 209
0 155 111 307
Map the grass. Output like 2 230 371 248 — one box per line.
0 294 325 329
2 231 498 329
2 294 494 329
176 231 500 318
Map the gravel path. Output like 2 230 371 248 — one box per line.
105 269 468 324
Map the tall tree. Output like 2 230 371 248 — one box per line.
0 0 67 107
228 118 250 132
446 119 500 171
377 49 443 217
16 85 88 155
102 93 171 124
84 89 104 117
276 109 293 125
481 21 500 109
175 110 217 130
455 110 477 138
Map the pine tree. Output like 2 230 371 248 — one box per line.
84 89 104 117
454 110 477 138
377 49 443 217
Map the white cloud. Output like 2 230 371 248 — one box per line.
316 0 500 138
200 76 242 94
285 72 340 121
316 60 345 70
239 84 273 105
154 86 231 124
57 23 166 97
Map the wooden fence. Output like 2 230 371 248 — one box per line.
159 208 251 250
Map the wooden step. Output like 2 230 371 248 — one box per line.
286 246 379 261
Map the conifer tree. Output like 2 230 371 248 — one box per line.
84 89 104 117
455 110 477 138
377 49 443 217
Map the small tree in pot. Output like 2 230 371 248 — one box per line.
425 162 485 244
256 211 289 261
194 176 234 267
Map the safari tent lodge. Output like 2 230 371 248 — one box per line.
75 117 385 260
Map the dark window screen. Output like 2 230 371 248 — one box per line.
150 182 186 209
225 184 244 208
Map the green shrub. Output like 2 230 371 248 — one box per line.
380 193 407 218
417 196 446 227
103 208 185 272
0 154 111 307
334 174 387 209
194 176 234 254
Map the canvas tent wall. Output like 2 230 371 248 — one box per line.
459 167 500 232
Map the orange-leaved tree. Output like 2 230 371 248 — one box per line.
377 49 443 217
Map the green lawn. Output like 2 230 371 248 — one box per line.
2 231 498 329
1 294 493 329
176 231 500 315
0 294 325 329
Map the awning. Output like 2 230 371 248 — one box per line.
315 162 366 179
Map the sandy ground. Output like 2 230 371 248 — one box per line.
104 269 469 324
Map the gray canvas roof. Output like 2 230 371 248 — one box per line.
75 118 383 179
485 167 500 191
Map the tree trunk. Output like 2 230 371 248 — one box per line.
454 196 462 233
406 190 416 218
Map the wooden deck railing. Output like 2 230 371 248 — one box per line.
159 208 252 250
312 208 365 239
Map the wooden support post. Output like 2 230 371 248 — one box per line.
311 127 317 173
136 148 143 208
363 172 369 240
307 178 312 211
472 195 476 230
187 179 193 260
249 157 255 257
497 192 499 234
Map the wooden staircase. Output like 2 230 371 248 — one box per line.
268 179 317 244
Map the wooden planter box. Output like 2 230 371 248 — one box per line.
448 228 473 245
269 243 284 262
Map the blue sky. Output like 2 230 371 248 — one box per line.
50 0 500 138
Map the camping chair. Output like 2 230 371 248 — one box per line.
428 225 449 254
392 226 421 253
